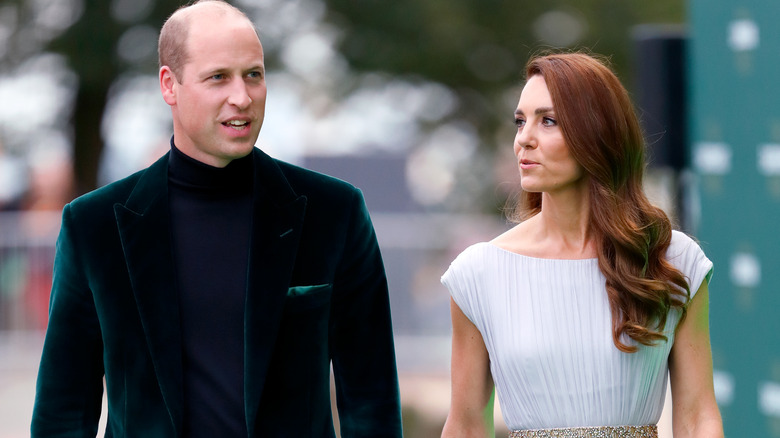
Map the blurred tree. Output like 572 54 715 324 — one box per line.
324 0 684 134
47 0 182 195
0 0 183 195
0 0 684 201
321 0 685 211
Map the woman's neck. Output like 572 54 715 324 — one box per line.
532 184 595 258
540 185 589 230
493 183 596 259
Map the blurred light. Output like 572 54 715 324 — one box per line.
758 144 780 176
713 369 734 406
32 0 83 33
111 0 153 23
406 123 478 206
27 130 72 166
308 81 421 155
693 142 732 175
256 73 308 164
116 25 158 65
281 30 347 80
100 74 171 183
247 0 327 52
304 75 459 155
729 252 761 289
759 381 780 417
728 18 759 52
532 10 587 47
414 82 457 123
0 153 27 204
0 54 75 149
406 147 454 206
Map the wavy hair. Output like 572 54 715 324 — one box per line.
512 52 690 353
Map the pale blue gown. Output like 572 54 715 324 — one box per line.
441 231 713 430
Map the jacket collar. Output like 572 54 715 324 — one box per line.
114 148 307 436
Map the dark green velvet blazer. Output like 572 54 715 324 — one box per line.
31 148 403 437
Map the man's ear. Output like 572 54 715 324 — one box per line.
160 66 177 105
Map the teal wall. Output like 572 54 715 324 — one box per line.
689 1 780 435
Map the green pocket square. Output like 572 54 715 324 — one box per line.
286 284 331 297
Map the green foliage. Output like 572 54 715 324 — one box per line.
1 0 685 205
321 0 684 212
45 0 182 193
324 0 684 90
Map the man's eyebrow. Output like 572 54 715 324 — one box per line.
200 64 265 75
201 67 228 77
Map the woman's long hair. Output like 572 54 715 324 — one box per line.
513 52 690 353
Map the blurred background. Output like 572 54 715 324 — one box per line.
1 0 778 436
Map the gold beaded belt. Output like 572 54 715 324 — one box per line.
508 425 658 438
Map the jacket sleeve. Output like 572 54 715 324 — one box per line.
329 189 403 438
31 204 104 437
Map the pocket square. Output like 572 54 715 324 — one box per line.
286 284 331 297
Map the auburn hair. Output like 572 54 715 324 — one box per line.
513 52 690 353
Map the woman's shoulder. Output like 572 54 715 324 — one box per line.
447 241 495 270
489 220 535 254
666 230 714 294
667 230 706 258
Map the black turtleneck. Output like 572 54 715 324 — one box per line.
168 142 253 438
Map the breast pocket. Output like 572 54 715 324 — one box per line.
285 284 332 313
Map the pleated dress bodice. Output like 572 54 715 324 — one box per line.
441 231 713 430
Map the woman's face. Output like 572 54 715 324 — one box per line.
513 75 585 194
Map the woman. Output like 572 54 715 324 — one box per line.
440 52 723 437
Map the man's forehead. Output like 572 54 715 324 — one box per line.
186 13 260 47
184 2 254 28
181 37 264 78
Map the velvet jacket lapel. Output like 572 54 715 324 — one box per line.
114 149 307 437
113 153 185 435
243 149 307 436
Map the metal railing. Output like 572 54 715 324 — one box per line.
0 211 61 332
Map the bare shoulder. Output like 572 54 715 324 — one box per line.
490 216 538 253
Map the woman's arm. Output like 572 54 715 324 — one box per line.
669 280 724 437
441 298 495 438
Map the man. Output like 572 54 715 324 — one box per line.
31 1 403 436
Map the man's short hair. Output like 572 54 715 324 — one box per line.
158 0 257 82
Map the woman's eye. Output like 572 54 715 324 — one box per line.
542 116 557 126
514 118 525 128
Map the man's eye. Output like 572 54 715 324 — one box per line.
211 74 225 80
247 71 263 79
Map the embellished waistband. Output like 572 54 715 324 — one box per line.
508 425 658 438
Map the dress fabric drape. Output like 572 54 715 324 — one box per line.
441 231 713 430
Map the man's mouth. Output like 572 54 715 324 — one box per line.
224 120 249 130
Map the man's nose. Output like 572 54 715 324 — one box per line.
227 80 252 109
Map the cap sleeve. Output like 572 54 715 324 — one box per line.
667 230 714 299
441 244 485 329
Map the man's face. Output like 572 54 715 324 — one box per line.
162 12 266 167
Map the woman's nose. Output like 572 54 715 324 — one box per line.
515 126 537 149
